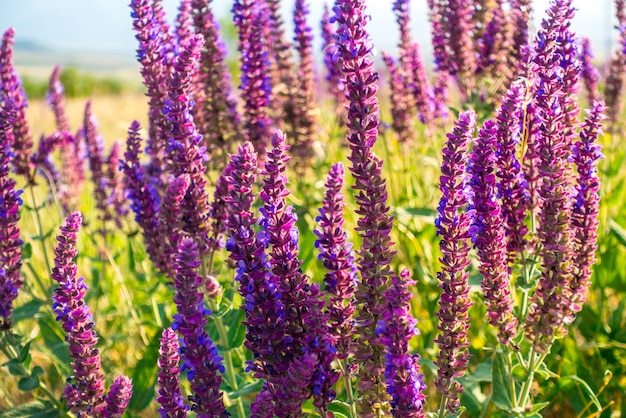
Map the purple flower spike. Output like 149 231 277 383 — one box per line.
166 34 212 253
469 120 518 345
47 66 70 133
83 102 111 228
510 0 533 63
0 98 23 330
157 174 191 277
0 28 33 180
567 101 606 318
223 142 284 387
524 0 577 355
580 38 600 106
106 141 129 227
320 3 344 104
291 0 316 161
157 327 188 418
190 0 240 163
233 1 273 157
102 376 133 418
172 237 226 416
51 212 106 415
435 111 476 415
382 52 415 144
260 131 337 414
315 162 357 360
120 121 165 273
604 21 626 130
333 0 398 413
381 270 426 417
495 81 529 263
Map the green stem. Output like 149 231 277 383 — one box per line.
507 352 519 409
27 185 53 289
339 359 358 418
1 331 66 414
202 256 246 418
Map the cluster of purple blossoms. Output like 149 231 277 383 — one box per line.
435 111 476 415
0 96 23 330
0 28 33 181
51 212 132 417
320 4 344 105
156 327 188 417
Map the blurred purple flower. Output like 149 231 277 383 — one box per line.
580 38 600 106
102 375 133 418
156 327 188 417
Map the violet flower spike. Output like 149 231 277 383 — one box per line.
157 327 188 418
102 376 133 418
0 97 23 330
382 52 415 143
172 237 227 416
166 34 212 253
0 28 33 179
333 0 398 413
435 110 476 415
51 212 106 415
190 0 240 164
157 174 190 278
320 3 344 104
603 22 626 130
524 0 577 354
469 120 518 345
120 121 165 273
315 162 357 360
259 131 337 415
580 38 600 106
567 101 606 318
233 1 273 156
494 81 529 263
130 0 171 181
380 270 426 418
223 142 284 389
291 0 316 162
83 102 111 228
30 132 63 197
106 141 129 227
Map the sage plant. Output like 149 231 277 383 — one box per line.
0 96 22 330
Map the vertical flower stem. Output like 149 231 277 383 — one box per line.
27 185 53 289
338 358 358 418
202 261 246 418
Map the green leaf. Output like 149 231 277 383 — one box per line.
0 401 59 417
524 401 550 416
19 340 33 363
4 359 23 376
12 300 43 323
228 380 263 399
127 239 136 273
18 375 40 391
492 353 515 412
560 375 602 414
22 242 33 260
463 360 493 383
32 365 44 377
609 219 626 247
128 331 160 412
226 308 246 349
534 362 559 380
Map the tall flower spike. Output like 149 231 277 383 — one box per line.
580 38 600 106
333 0 397 414
156 174 190 278
0 28 33 179
106 141 128 228
435 111 476 415
380 270 426 417
102 376 133 418
83 102 111 228
233 1 273 156
166 34 212 253
190 0 240 166
469 120 518 345
120 121 166 273
223 142 284 389
566 101 605 319
259 131 337 415
524 0 577 354
320 3 344 105
157 327 188 417
51 212 106 415
315 162 357 360
494 81 528 263
172 237 226 416
443 0 477 95
291 0 316 162
130 0 171 181
604 23 626 131
382 52 415 144
0 97 23 330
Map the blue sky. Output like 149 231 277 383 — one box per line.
0 0 619 65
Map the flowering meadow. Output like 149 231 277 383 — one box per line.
1 0 626 416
